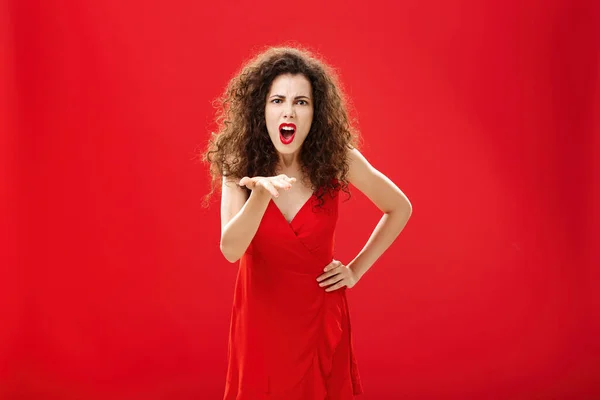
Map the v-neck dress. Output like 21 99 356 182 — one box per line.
223 187 363 399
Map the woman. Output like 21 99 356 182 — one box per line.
203 45 412 399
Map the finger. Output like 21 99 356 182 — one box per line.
318 261 344 279
274 177 293 190
318 275 343 287
269 178 288 188
316 268 341 282
239 177 250 187
323 260 343 272
325 281 347 292
261 180 279 197
276 174 296 184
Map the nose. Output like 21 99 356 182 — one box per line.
283 102 295 119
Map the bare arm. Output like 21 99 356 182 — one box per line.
345 147 412 279
219 177 269 263
219 175 295 263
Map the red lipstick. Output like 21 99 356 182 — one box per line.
279 123 296 145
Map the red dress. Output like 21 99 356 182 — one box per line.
223 188 363 399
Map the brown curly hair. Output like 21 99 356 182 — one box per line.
202 44 361 207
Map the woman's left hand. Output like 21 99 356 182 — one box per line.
316 260 360 292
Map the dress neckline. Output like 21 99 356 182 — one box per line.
270 192 315 225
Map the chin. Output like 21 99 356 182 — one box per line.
270 138 298 153
268 132 307 155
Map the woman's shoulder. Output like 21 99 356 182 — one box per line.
346 146 372 176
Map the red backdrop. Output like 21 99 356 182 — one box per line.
3 0 599 398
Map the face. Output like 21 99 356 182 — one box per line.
265 73 314 155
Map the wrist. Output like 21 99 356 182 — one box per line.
348 261 364 279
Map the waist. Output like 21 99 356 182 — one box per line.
242 248 333 276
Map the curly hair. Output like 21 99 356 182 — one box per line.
201 45 361 208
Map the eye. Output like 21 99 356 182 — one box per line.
271 99 282 104
297 100 309 105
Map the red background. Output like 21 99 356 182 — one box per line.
3 0 599 398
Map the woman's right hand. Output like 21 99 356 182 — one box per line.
238 174 296 198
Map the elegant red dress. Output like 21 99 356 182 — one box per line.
223 188 363 399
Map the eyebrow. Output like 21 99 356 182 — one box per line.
269 94 311 100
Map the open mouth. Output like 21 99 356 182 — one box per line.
279 123 296 145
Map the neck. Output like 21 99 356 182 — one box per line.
278 151 300 170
